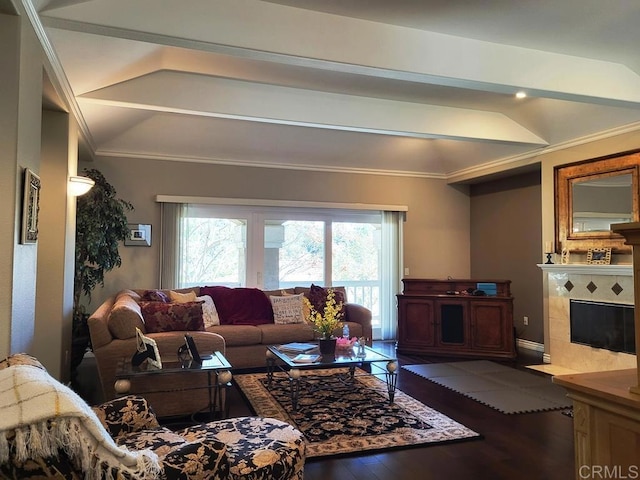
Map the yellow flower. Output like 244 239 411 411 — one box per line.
303 289 344 339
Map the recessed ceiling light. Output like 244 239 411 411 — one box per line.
515 91 527 99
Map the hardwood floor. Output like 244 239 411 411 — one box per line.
74 343 575 480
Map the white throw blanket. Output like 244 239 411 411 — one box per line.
0 364 161 479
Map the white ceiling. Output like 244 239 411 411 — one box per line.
25 0 640 182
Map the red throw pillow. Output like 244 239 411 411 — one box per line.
140 301 205 333
200 286 274 325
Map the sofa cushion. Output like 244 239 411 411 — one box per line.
108 293 145 339
206 325 263 346
257 323 315 345
270 293 305 324
140 301 205 333
200 286 273 325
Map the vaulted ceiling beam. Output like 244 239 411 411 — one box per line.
39 0 640 108
80 71 547 145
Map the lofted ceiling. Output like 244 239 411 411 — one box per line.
24 0 640 182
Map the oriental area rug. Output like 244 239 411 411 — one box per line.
234 368 480 458
402 360 572 415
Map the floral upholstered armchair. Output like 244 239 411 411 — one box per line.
0 354 306 480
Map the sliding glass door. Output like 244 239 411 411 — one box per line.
170 204 401 339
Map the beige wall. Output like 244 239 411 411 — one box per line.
0 10 79 380
80 156 472 310
35 110 78 381
470 171 543 344
0 12 43 358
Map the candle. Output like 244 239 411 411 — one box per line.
545 241 553 253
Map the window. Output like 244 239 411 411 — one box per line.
160 201 403 340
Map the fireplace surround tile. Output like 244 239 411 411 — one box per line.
543 267 636 372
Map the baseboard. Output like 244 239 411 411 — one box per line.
516 338 545 354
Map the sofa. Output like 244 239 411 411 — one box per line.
88 284 372 417
0 353 305 480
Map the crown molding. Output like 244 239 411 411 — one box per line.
21 0 95 152
96 149 447 179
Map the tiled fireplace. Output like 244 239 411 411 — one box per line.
540 264 637 372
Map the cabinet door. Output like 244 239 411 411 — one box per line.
435 299 469 347
398 297 435 347
469 300 512 352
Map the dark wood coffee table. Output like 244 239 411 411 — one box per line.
266 344 398 410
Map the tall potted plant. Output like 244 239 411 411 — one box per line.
72 168 133 369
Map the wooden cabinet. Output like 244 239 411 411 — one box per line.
397 279 516 359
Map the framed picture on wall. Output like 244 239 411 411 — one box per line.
586 247 611 265
125 224 152 246
21 168 41 244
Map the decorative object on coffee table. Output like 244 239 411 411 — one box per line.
318 338 336 356
116 350 233 420
303 287 344 340
132 327 162 369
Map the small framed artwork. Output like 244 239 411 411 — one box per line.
125 224 151 246
586 247 611 265
134 328 162 369
21 168 41 244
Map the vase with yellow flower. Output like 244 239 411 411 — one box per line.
303 288 344 356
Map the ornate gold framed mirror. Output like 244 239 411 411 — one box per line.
555 150 640 253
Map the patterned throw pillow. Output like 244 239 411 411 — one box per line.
140 301 205 333
140 290 170 303
196 295 220 328
270 294 305 324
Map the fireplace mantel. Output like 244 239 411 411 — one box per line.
538 263 632 276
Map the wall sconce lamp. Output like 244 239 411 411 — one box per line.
68 175 95 196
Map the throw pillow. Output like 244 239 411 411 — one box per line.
140 301 205 333
307 284 346 317
200 286 274 325
169 290 197 303
196 295 220 328
140 289 170 303
270 294 305 324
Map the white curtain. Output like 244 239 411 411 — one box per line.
379 210 403 340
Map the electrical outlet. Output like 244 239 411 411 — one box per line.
404 267 410 276
523 316 529 326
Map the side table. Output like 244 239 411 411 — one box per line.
115 351 233 420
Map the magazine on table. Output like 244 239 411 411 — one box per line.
291 353 321 363
278 342 318 354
